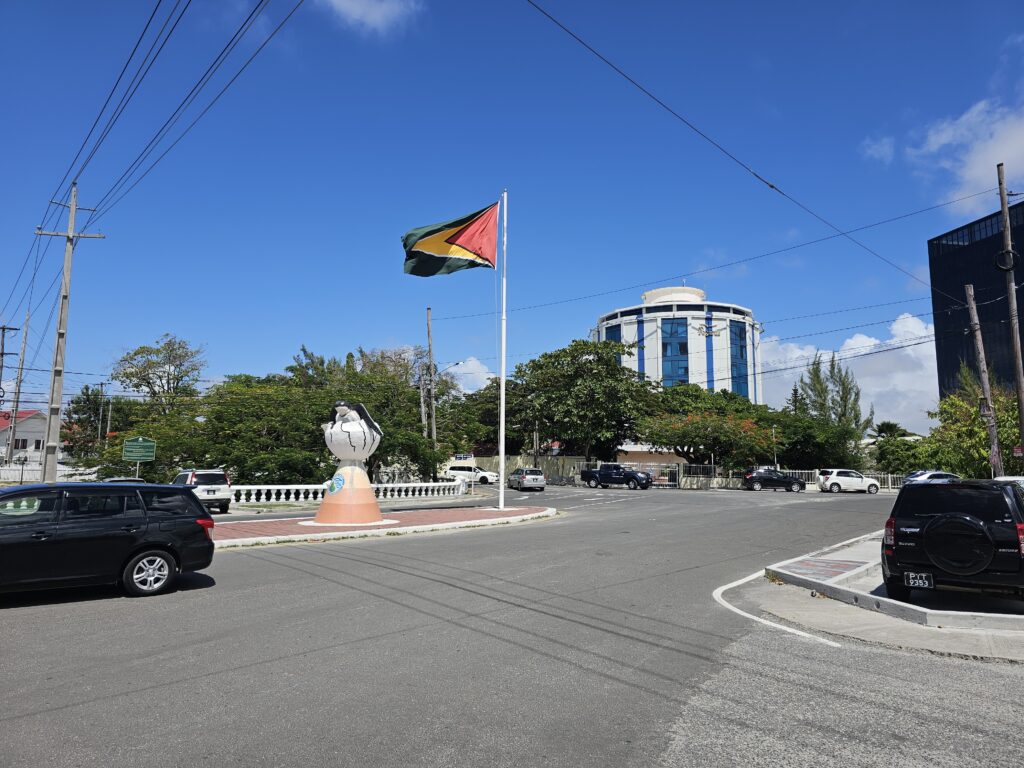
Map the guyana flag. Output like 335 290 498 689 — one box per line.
402 202 499 277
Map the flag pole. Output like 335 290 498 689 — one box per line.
498 189 508 510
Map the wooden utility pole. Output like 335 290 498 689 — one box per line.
426 307 437 449
97 382 105 443
4 311 29 465
418 364 428 438
966 284 1004 477
0 326 19 442
997 163 1024 454
35 183 104 482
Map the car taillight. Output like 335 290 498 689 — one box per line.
197 518 215 540
1017 523 1024 556
884 518 895 546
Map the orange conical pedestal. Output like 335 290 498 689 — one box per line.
315 465 383 524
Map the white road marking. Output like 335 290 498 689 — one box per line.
712 572 842 648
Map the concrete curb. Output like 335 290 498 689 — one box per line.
214 507 557 549
765 535 1024 632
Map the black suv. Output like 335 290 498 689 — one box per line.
882 480 1024 601
0 483 214 598
742 468 806 492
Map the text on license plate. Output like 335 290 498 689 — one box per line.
206 490 217 495
904 572 933 589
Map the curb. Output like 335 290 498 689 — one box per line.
214 507 557 549
765 535 1024 632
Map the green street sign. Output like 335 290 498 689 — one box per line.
122 436 156 462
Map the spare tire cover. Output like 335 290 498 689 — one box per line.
922 514 995 576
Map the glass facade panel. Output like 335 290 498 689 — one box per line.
729 320 748 398
661 318 689 387
604 323 621 366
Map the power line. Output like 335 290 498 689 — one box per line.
521 0 967 305
87 0 308 227
433 187 993 322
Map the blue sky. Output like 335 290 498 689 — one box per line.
2 1 1024 432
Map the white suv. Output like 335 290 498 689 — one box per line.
444 464 500 485
172 468 233 513
817 469 879 494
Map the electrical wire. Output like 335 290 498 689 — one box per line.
521 0 968 305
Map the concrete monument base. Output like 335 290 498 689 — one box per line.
314 465 384 525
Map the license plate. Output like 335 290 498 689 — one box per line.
206 489 217 495
904 572 933 589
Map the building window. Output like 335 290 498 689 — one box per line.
730 320 749 398
604 323 622 365
661 318 689 386
14 438 28 450
34 439 42 450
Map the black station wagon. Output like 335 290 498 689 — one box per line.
0 483 214 598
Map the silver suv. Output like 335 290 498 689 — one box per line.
172 469 232 513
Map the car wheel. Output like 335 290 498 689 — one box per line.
479 477 489 485
829 483 841 493
122 550 176 597
790 483 801 493
627 479 638 490
587 478 599 489
884 577 911 602
867 484 879 495
752 481 762 491
218 502 230 513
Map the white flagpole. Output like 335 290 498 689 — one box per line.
498 189 508 510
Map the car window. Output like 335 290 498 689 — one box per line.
0 492 60 526
837 471 854 478
171 473 189 485
852 472 864 479
63 492 137 520
525 469 543 475
194 471 228 485
141 490 202 517
898 485 1014 523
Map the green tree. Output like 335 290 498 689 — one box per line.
795 354 873 468
512 339 656 459
874 435 924 474
642 410 773 468
112 334 205 417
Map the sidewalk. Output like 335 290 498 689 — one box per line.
742 532 1024 662
212 505 555 548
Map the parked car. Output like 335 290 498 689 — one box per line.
443 464 500 485
882 480 1024 601
507 467 546 491
995 476 1024 489
902 470 962 486
0 483 214 597
579 464 651 490
742 468 805 492
172 469 232 513
817 469 879 494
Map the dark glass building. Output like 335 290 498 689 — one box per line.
929 201 1024 397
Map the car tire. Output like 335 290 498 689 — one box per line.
867 484 879 495
884 577 911 602
479 477 489 485
829 483 841 493
752 481 762 491
218 502 230 514
587 478 599 489
627 479 638 490
122 550 176 597
789 483 801 493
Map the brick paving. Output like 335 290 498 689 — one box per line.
212 505 551 545
775 557 869 581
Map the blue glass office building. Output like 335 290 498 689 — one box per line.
597 287 762 402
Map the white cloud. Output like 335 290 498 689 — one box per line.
859 135 895 165
452 356 493 392
316 0 421 33
759 313 938 433
906 98 1024 215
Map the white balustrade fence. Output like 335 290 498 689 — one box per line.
232 480 466 505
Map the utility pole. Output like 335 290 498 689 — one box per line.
0 326 19 460
97 382 106 443
35 182 104 482
966 284 1004 477
418 364 428 438
997 163 1024 454
4 311 29 465
104 391 113 445
426 307 437 450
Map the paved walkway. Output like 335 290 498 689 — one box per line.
212 505 555 548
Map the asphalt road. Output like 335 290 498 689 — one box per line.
2 488 1021 767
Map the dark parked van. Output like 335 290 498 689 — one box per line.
882 480 1024 601
0 483 214 598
